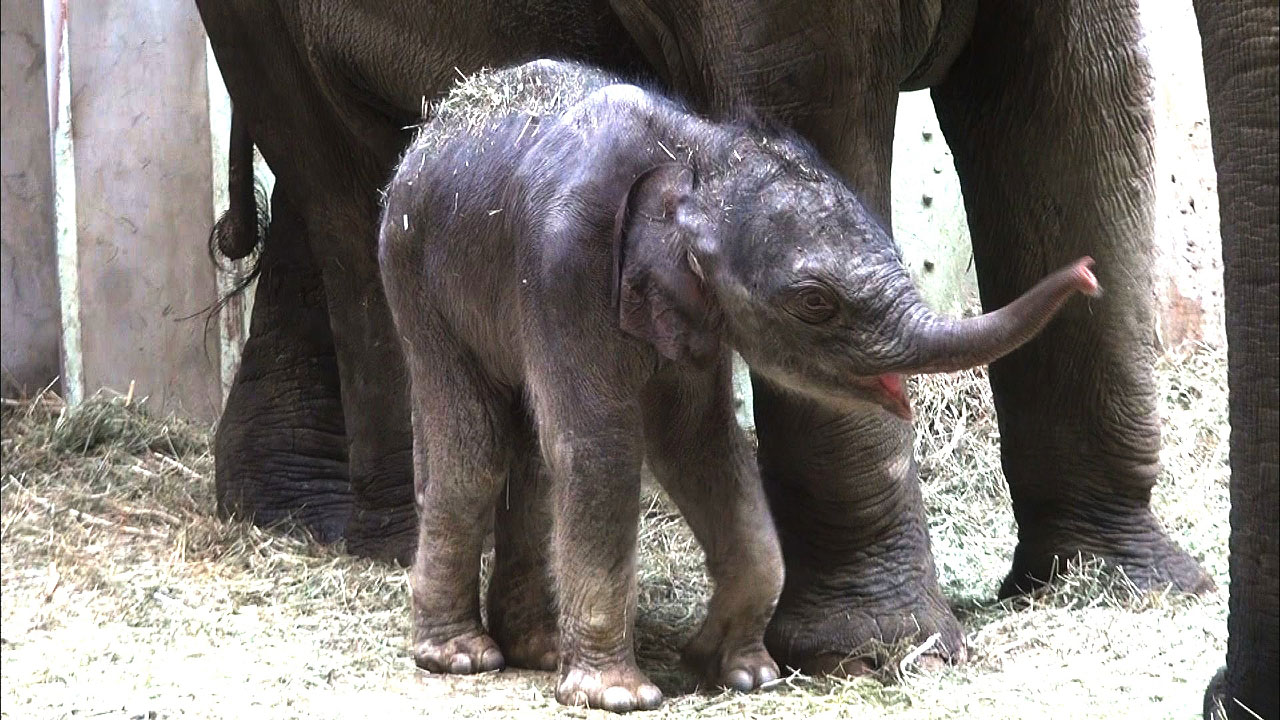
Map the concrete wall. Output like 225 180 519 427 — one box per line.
891 90 979 318
1139 0 1224 349
1 0 60 396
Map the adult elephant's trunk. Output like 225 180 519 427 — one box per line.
892 257 1101 374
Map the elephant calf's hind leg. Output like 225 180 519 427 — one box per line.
487 422 561 672
406 335 513 675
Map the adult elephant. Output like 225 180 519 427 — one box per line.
1194 2 1278 718
198 0 1223 674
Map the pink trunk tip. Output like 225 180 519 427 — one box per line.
1072 256 1103 297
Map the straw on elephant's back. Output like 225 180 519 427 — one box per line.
413 61 619 155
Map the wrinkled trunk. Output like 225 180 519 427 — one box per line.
889 257 1100 374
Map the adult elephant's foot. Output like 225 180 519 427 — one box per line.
556 662 663 713
413 626 504 674
763 539 967 675
344 493 416 564
999 504 1215 598
214 186 352 543
215 373 351 544
753 384 966 675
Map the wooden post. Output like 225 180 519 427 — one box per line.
63 0 221 420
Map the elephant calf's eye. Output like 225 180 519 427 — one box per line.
785 282 838 323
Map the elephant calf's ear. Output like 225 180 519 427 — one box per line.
613 163 721 365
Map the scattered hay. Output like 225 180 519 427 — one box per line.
909 365 1013 604
1 344 1230 719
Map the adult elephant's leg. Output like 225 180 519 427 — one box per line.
1193 1 1279 717
196 0 413 559
215 185 351 542
757 80 965 672
931 1 1212 596
757 395 963 673
309 196 416 563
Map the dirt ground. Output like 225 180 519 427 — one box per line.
1 343 1230 720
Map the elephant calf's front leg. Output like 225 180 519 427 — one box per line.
641 362 783 692
534 382 662 713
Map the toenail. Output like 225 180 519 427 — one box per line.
448 654 473 674
637 684 663 708
480 647 504 670
601 686 635 712
725 668 754 692
539 650 559 671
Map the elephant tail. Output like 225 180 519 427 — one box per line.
211 110 269 262
189 107 269 334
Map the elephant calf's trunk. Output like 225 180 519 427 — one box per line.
907 257 1102 374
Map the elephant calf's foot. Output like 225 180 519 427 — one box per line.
414 628 505 674
487 567 561 670
1000 511 1215 598
682 634 779 692
556 662 663 712
492 625 559 671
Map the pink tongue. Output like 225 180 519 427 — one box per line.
878 373 904 396
877 374 913 420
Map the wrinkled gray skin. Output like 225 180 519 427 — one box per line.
378 61 1100 712
199 0 1240 675
1193 2 1278 719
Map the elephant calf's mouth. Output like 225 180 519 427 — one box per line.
851 373 913 421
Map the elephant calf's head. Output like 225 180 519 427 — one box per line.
613 127 1101 419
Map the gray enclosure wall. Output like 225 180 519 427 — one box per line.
65 1 221 420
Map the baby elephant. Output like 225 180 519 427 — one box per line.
379 60 1100 712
